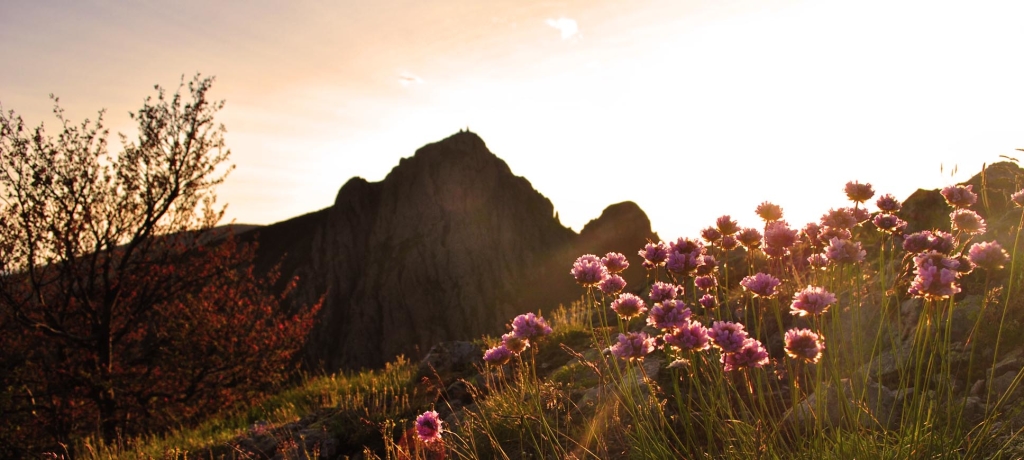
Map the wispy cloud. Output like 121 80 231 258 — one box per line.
545 17 578 40
398 72 424 86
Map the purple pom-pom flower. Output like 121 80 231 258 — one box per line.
611 293 648 320
416 410 443 443
610 332 655 361
790 285 837 317
740 273 782 298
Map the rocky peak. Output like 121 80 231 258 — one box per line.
247 132 657 372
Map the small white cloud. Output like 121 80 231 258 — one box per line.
545 17 578 40
398 72 424 86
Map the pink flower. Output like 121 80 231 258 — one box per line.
512 313 553 339
416 410 444 443
695 255 718 276
821 208 859 230
902 232 931 253
756 202 784 222
716 215 740 236
639 241 670 267
598 274 627 295
694 275 717 291
1013 189 1024 207
903 230 954 254
610 332 655 361
951 209 986 235
664 320 710 352
941 184 978 208
740 273 782 298
798 222 823 247
698 294 717 309
611 293 648 320
483 345 512 366
819 226 852 242
647 299 691 331
649 282 681 303
721 235 739 250
969 241 1009 271
701 226 723 243
845 181 875 203
669 237 704 255
929 231 955 253
721 339 769 371
601 252 630 273
571 254 609 287
876 194 902 213
825 237 865 265
737 228 762 250
764 221 798 258
790 285 836 316
873 214 907 234
807 253 830 270
708 321 749 353
852 207 871 224
666 251 701 275
502 332 530 354
908 251 962 300
784 329 825 364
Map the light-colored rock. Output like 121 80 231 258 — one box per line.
783 378 901 431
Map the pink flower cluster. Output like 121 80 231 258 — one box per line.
484 312 553 365
790 285 836 316
908 251 962 300
763 221 798 258
784 329 825 364
611 293 648 320
647 299 691 330
941 184 978 209
740 273 781 298
416 410 443 443
666 237 706 275
903 230 954 254
969 241 1008 271
610 331 656 361
825 237 865 265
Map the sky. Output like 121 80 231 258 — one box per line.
2 0 1022 239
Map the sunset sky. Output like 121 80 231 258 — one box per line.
2 0 1022 239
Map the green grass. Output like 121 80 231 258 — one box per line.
77 356 420 459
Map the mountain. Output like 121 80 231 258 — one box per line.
241 131 658 371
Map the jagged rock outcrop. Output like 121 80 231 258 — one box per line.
243 132 657 371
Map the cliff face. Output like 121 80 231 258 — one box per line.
246 132 657 371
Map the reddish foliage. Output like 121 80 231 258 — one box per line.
0 75 321 456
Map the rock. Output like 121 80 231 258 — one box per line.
991 348 1024 378
962 396 985 425
990 370 1023 404
949 295 985 343
578 358 663 411
783 378 901 431
242 131 658 372
440 380 475 412
860 340 914 387
418 341 483 379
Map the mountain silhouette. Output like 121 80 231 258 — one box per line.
241 132 658 371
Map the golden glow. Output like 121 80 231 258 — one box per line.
2 0 1022 239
